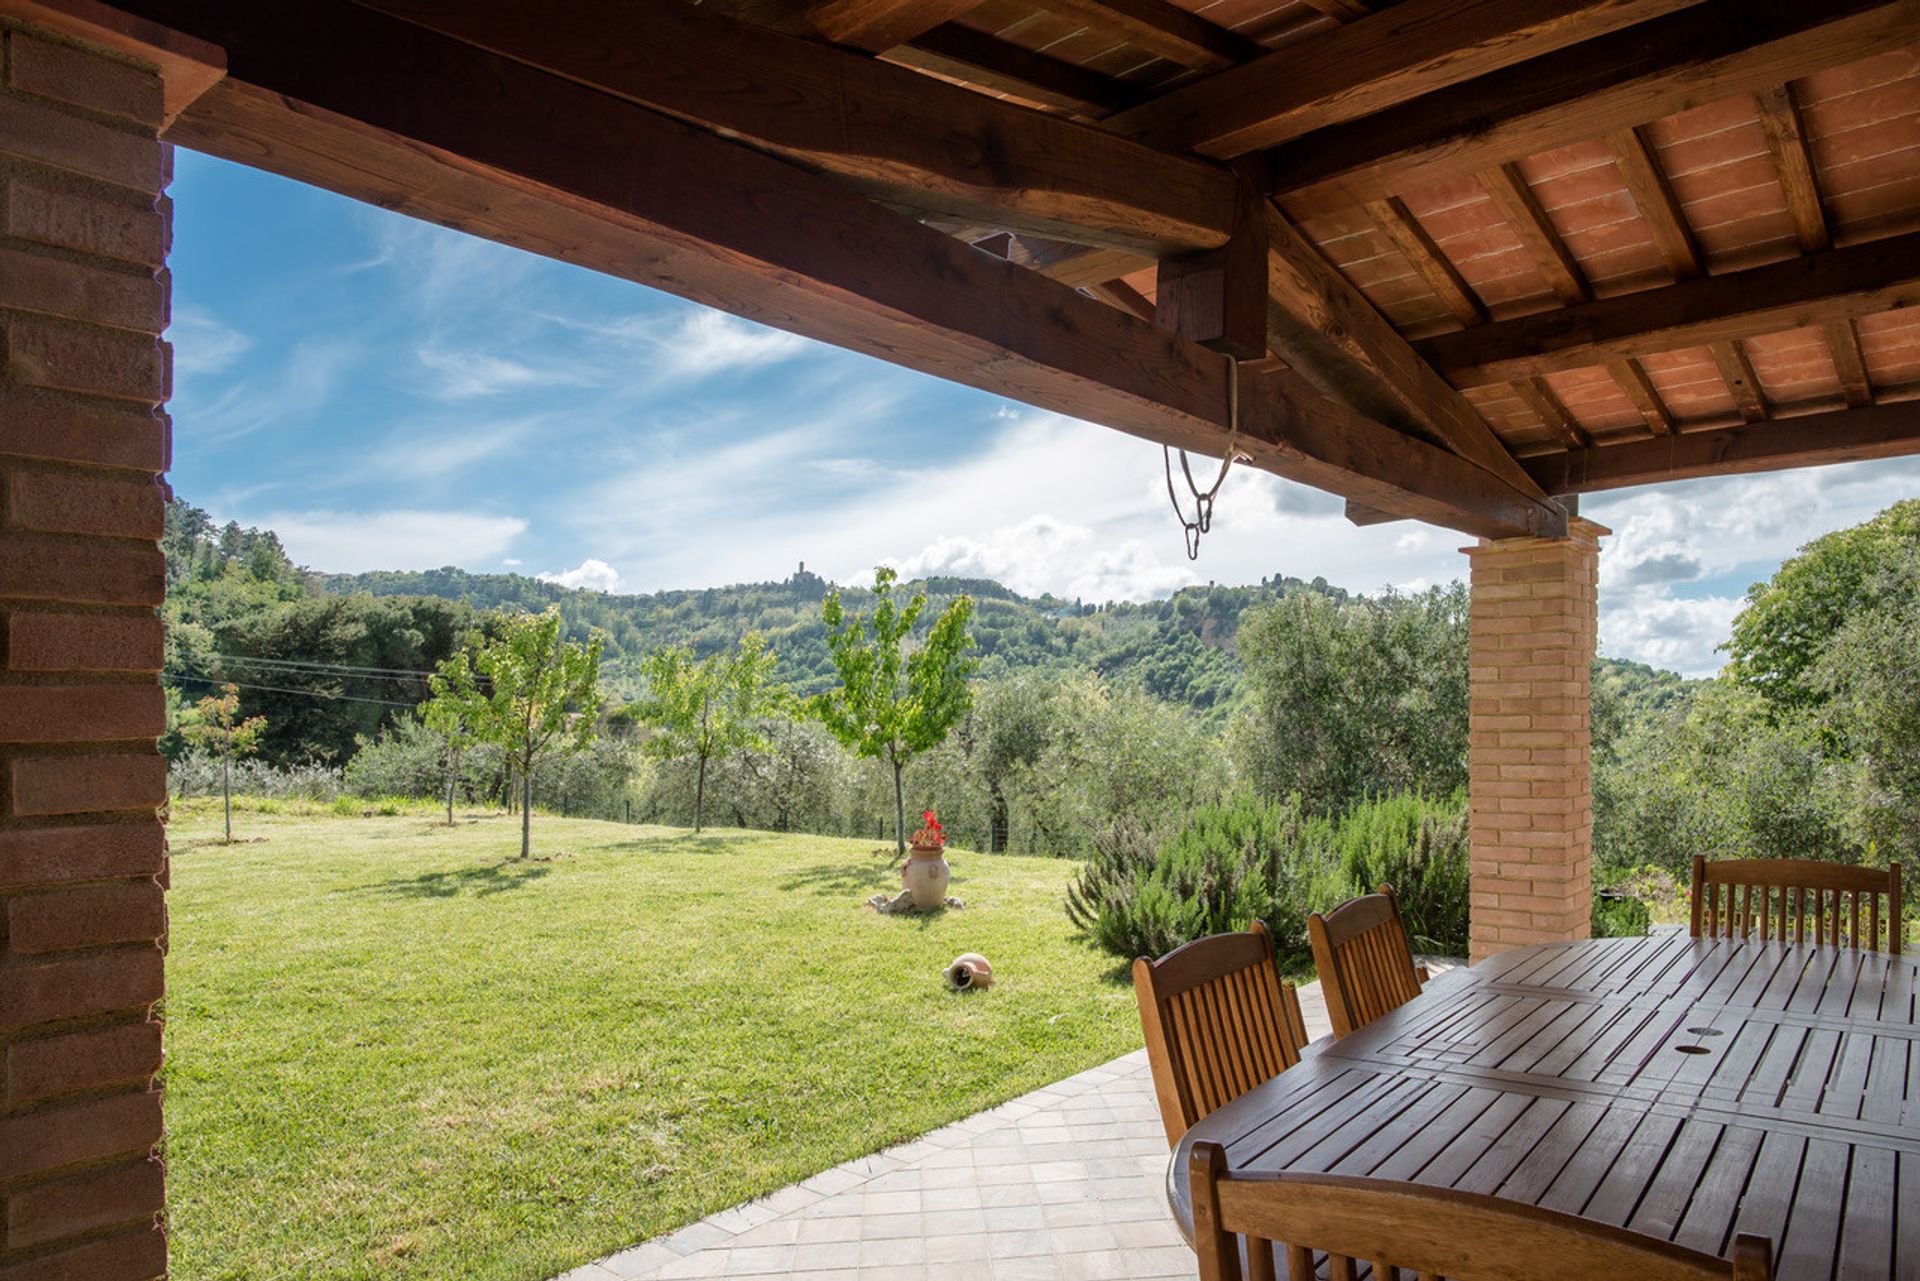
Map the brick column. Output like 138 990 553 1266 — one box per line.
1465 517 1606 964
0 19 174 1281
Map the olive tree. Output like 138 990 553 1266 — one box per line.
636 632 783 833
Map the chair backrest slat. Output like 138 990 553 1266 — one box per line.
1189 1142 1775 1281
1308 885 1425 1039
1690 857 1902 956
1134 921 1312 1146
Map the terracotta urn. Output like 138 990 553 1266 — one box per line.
901 844 951 909
946 952 993 989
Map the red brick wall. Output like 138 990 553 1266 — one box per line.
1465 517 1605 964
0 19 170 1281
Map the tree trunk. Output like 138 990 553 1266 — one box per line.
891 754 906 859
446 743 458 826
222 755 232 843
694 752 708 834
520 767 532 860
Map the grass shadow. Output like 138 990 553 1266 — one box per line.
351 860 553 899
780 861 894 898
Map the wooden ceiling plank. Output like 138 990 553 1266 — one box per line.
1526 401 1920 493
1364 196 1487 327
1608 358 1674 435
804 0 985 51
1012 239 1156 286
1269 0 1920 220
1418 228 1920 387
1512 376 1592 449
349 0 1236 257
129 0 1560 538
1709 339 1769 423
1753 83 1831 255
1605 125 1702 280
1039 0 1260 70
1479 163 1589 306
1824 318 1874 409
1257 198 1552 503
1083 278 1158 321
890 23 1145 115
1107 0 1702 158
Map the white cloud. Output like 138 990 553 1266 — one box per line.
168 307 252 377
363 418 531 480
662 311 810 377
501 558 523 567
258 509 526 574
415 346 583 399
538 558 622 592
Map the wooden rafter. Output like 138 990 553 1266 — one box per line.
1709 339 1769 423
1042 0 1260 70
1364 196 1486 327
1417 229 1920 387
1256 199 1551 502
1478 162 1588 306
889 25 1143 115
1512 377 1591 449
1754 83 1830 254
1526 401 1920 493
1825 318 1874 408
128 0 1563 540
1605 125 1701 280
802 0 982 51
1608 358 1674 435
1268 0 1920 219
354 0 1236 257
1106 0 1703 157
1082 278 1156 321
997 237 1154 287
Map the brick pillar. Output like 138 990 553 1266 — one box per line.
1465 517 1606 964
0 19 174 1281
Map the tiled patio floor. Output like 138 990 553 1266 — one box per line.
557 964 1456 1281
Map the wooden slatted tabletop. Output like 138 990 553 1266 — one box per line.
1166 933 1919 1277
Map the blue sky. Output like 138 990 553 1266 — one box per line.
168 151 1920 678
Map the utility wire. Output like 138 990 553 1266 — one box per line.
204 652 442 679
165 669 419 709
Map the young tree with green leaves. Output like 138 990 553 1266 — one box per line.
815 567 977 857
183 683 267 844
464 609 604 859
420 648 482 827
637 632 784 833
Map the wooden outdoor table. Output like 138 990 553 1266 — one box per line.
1167 933 1919 1277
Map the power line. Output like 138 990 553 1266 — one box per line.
204 652 441 679
165 669 419 709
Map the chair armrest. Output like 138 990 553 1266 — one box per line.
1416 964 1430 985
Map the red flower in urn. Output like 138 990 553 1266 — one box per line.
910 809 946 852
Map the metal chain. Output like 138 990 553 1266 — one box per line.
1163 353 1241 560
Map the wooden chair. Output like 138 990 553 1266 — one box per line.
1134 921 1313 1147
1307 885 1428 1039
1690 856 1903 955
1189 1141 1774 1281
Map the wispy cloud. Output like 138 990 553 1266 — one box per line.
169 307 252 378
257 508 527 574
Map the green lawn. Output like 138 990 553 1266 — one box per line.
163 803 1141 1280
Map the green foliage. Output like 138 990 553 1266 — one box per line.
461 609 605 858
1591 891 1651 939
1333 793 1470 955
181 683 269 842
1065 795 1339 966
636 633 784 831
1726 498 1920 712
1810 554 1920 856
1231 586 1468 814
815 567 977 853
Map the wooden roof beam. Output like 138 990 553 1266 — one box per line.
803 0 984 51
1106 0 1704 157
129 0 1561 540
1754 83 1830 254
1605 125 1702 280
1478 163 1589 305
1526 401 1920 494
1364 196 1487 328
351 0 1236 257
1418 229 1920 387
888 25 1144 115
1040 0 1261 71
1270 0 1920 219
